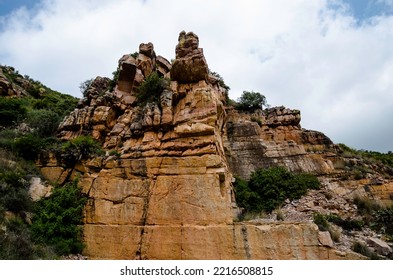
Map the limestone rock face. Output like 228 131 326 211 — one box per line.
39 31 359 260
224 109 335 179
83 222 352 260
265 106 301 127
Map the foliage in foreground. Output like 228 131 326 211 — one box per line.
31 180 87 255
0 66 85 259
0 149 55 259
234 166 320 214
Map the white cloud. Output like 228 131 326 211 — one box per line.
0 0 392 152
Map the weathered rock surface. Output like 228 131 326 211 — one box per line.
224 109 335 179
83 222 356 260
37 31 391 260
367 237 392 256
318 231 334 248
171 31 208 83
0 66 26 97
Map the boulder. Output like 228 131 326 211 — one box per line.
367 237 392 256
318 231 334 248
171 31 208 83
156 55 172 77
29 177 53 201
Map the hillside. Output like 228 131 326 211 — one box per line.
0 65 80 259
1 32 393 260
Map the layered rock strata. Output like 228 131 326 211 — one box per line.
39 32 357 260
224 107 336 180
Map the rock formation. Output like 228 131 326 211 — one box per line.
0 66 24 97
224 106 336 180
37 31 392 260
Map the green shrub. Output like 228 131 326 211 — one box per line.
327 214 364 231
137 71 168 104
60 135 103 166
32 91 78 118
313 213 330 231
26 109 61 137
373 207 393 237
276 209 285 221
31 180 87 255
0 97 27 127
0 217 36 260
233 176 260 213
26 84 42 98
235 91 267 112
234 166 320 213
0 129 18 150
338 143 393 170
324 192 333 200
0 170 31 213
13 133 43 161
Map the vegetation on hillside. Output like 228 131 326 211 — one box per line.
234 166 320 215
31 180 87 255
338 143 393 170
0 66 87 259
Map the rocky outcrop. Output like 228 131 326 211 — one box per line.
0 68 14 96
224 108 336 179
171 31 208 83
38 31 383 260
0 66 24 97
44 31 241 259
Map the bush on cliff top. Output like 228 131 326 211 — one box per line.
235 91 268 112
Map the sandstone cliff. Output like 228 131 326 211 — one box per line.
37 31 392 259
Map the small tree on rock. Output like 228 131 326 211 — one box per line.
236 91 267 111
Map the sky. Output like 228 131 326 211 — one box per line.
0 0 392 152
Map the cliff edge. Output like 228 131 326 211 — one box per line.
37 31 391 259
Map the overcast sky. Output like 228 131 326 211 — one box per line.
0 0 392 152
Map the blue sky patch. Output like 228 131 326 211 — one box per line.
0 0 37 17
342 0 393 21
